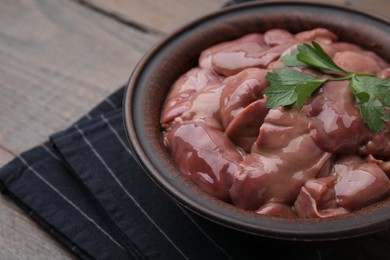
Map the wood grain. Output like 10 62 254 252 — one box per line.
79 0 227 34
268 0 390 17
80 0 389 32
0 0 159 155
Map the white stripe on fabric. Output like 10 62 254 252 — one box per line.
100 115 133 156
17 155 125 251
85 113 93 120
75 125 189 260
41 144 61 161
102 114 232 259
178 206 233 260
104 98 117 109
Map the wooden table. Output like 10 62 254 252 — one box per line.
0 0 388 258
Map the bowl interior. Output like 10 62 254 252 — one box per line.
124 1 390 240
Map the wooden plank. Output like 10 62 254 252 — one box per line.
267 0 390 17
79 0 227 34
79 0 389 35
0 0 159 155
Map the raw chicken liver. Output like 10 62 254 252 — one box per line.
161 28 390 218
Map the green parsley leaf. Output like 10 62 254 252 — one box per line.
295 80 326 110
357 97 389 132
264 68 327 110
296 42 348 75
350 75 390 106
281 50 307 67
266 40 390 132
350 75 390 132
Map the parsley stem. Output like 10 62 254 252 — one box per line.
356 72 376 77
325 75 352 81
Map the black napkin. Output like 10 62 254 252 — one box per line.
0 1 378 259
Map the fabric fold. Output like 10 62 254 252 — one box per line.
0 143 129 259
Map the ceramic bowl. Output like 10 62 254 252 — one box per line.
123 1 390 240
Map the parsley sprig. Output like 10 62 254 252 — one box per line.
264 41 390 132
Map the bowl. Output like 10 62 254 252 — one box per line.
123 1 390 240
